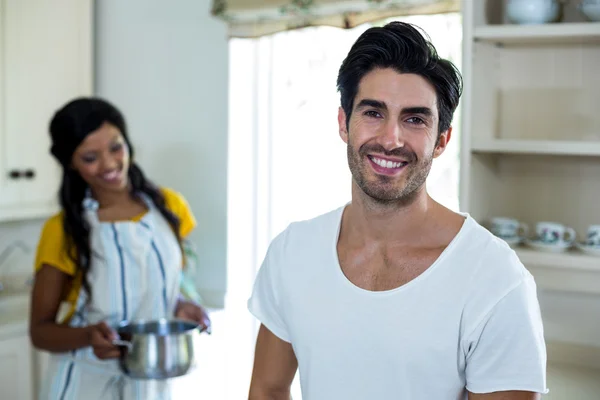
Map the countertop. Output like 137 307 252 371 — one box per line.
0 292 30 339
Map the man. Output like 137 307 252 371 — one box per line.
247 21 547 400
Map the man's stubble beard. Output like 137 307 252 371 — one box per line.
346 142 433 206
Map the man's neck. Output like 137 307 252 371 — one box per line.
345 183 436 245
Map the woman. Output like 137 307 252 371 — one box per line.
29 97 210 399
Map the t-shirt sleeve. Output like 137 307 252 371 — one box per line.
247 233 291 343
464 274 548 395
34 213 77 276
161 187 197 238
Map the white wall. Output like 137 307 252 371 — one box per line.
94 0 229 307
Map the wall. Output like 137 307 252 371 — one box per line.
94 0 229 307
0 0 229 308
0 220 41 282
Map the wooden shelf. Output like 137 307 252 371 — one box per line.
515 248 600 295
471 139 600 157
474 22 600 45
546 340 600 370
464 3 600 377
516 248 600 272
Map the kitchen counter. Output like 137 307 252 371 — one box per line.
0 292 30 339
0 291 38 400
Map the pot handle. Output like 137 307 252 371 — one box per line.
112 339 133 352
199 324 212 335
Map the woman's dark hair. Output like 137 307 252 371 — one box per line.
336 21 463 136
49 97 181 304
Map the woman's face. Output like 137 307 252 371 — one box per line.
71 121 130 193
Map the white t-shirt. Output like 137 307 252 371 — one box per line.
248 205 548 400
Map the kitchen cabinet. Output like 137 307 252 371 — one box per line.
0 293 57 400
0 0 93 222
0 333 34 400
460 1 600 292
460 0 600 370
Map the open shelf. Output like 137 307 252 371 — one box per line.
474 22 600 45
465 2 600 379
467 156 600 241
546 340 600 370
515 248 600 296
515 248 600 272
471 139 600 157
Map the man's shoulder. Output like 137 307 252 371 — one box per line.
288 205 345 234
461 215 524 265
454 216 540 339
268 205 345 254
458 214 532 297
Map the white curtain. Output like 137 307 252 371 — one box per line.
212 0 460 37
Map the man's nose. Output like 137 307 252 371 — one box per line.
377 120 405 151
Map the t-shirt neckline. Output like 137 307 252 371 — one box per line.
331 203 472 296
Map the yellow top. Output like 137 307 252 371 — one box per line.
33 187 197 321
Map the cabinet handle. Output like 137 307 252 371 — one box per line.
7 169 35 179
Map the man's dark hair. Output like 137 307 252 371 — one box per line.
336 21 463 135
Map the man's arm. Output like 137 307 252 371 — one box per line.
464 270 547 396
469 391 541 400
248 324 298 400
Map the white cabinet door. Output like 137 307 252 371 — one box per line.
0 2 20 214
0 334 34 400
0 0 93 222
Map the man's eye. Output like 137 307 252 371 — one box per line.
406 117 425 124
364 110 381 118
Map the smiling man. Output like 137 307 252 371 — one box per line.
247 22 548 400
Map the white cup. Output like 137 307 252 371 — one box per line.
490 217 528 239
506 0 561 24
535 221 576 245
579 0 600 21
585 225 600 247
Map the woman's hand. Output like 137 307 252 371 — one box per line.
175 299 211 333
88 321 121 359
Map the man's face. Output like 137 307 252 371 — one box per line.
338 68 451 204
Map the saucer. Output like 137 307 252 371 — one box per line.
525 239 572 253
575 242 600 257
499 236 524 248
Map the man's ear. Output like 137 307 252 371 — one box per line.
433 126 452 158
338 107 349 144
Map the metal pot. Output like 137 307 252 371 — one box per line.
112 318 209 380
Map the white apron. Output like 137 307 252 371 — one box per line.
39 193 183 400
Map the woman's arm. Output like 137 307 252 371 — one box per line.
29 265 118 357
29 265 91 352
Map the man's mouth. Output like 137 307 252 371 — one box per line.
368 155 408 169
366 155 410 176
